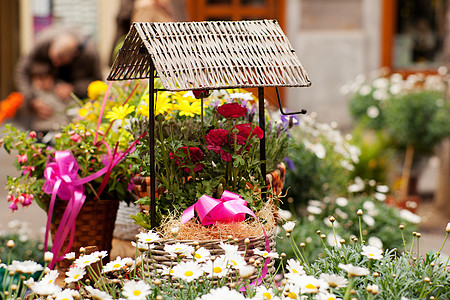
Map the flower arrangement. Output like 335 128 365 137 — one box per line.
127 89 291 229
1 217 448 299
1 80 147 266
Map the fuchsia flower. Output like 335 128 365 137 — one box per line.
16 154 28 164
7 194 19 211
21 165 36 176
70 133 82 142
29 131 37 139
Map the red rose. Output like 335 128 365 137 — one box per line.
170 146 205 173
234 123 264 142
217 102 248 119
205 129 233 162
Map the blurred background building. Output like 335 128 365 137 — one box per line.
2 0 448 129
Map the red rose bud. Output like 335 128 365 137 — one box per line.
193 89 211 99
29 131 37 139
217 102 248 119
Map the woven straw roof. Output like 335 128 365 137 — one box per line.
107 19 311 91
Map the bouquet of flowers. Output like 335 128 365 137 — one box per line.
1 80 147 266
127 88 291 229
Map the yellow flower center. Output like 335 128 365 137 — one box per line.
263 292 271 299
287 292 297 299
230 260 237 266
113 263 121 269
369 253 375 257
194 253 201 259
74 274 80 279
305 283 316 290
62 298 69 300
133 290 141 296
293 269 298 273
327 297 335 300
145 238 152 242
184 270 194 277
48 280 53 284
213 267 222 273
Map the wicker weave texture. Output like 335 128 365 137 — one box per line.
145 227 277 281
50 199 119 269
108 20 311 90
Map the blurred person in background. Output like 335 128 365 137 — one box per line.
15 26 102 133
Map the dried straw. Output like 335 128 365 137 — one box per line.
158 200 277 240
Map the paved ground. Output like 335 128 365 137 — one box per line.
0 123 449 257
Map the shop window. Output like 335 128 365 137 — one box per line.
382 0 448 71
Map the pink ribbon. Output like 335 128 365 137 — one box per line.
43 132 147 268
182 190 271 288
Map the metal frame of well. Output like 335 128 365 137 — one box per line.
107 19 311 228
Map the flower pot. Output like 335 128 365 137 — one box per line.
49 199 119 271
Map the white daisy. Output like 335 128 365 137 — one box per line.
7 260 43 274
103 256 134 273
64 267 85 283
255 286 275 300
339 263 370 277
40 269 59 285
164 243 194 258
335 197 348 207
238 265 255 279
193 247 211 263
202 255 229 278
283 283 301 299
292 275 327 294
131 241 153 251
160 265 175 276
374 192 387 201
399 209 422 224
307 205 322 215
74 254 100 268
30 281 62 296
315 291 342 300
319 273 348 288
225 252 246 270
85 285 113 300
55 289 75 300
368 236 383 249
348 177 365 193
136 230 161 244
219 242 244 257
286 259 306 276
196 286 246 300
172 261 203 282
253 248 279 259
376 185 389 193
122 280 152 299
91 251 108 259
64 252 76 260
362 215 375 227
361 245 383 260
283 221 296 233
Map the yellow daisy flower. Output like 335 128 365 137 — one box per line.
139 93 172 117
87 81 108 100
106 103 135 122
174 98 201 117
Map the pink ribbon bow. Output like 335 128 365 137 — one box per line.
182 190 271 288
182 190 254 225
42 151 86 268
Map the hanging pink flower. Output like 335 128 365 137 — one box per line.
16 154 27 164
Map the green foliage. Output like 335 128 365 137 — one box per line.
277 194 418 262
385 90 450 153
282 115 358 210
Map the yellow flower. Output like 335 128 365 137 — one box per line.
87 81 108 100
174 98 201 117
106 103 135 122
138 93 172 117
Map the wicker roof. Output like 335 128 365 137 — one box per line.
107 19 311 91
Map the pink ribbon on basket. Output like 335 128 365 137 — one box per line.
182 190 271 288
42 132 147 268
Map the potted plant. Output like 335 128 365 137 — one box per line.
127 88 290 231
1 80 146 268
